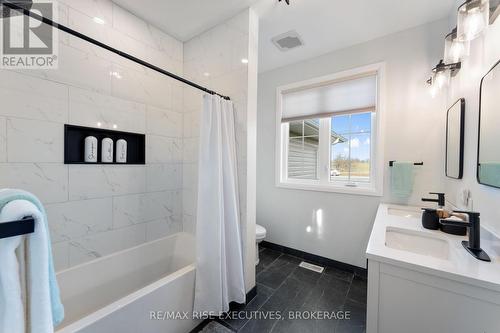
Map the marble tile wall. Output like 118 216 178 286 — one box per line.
0 0 184 270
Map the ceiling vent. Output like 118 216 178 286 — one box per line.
272 30 304 52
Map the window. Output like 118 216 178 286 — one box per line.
276 64 384 196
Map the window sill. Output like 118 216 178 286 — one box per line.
276 181 383 197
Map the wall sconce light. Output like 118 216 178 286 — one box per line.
457 0 490 41
426 60 461 95
444 27 470 63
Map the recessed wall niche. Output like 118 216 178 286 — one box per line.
64 124 145 165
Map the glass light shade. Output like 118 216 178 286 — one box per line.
457 0 490 41
429 78 439 98
444 30 470 63
434 69 451 90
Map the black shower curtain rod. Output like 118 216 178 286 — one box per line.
2 1 231 100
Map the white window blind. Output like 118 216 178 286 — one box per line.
281 74 377 122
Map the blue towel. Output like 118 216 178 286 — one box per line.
479 163 500 186
0 189 64 326
391 162 415 198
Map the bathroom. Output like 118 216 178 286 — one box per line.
0 0 498 332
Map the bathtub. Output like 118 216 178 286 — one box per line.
55 232 200 333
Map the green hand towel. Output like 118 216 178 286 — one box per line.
479 163 500 187
391 162 415 198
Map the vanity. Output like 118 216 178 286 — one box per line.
366 204 500 333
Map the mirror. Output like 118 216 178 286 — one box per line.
478 60 500 188
446 99 465 179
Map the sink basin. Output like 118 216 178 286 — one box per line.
387 207 422 219
385 227 449 260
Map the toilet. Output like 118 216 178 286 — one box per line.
255 224 267 265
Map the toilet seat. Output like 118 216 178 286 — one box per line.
256 224 266 240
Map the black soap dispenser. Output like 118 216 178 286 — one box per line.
421 192 445 230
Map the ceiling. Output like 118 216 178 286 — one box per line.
111 0 261 41
112 0 455 73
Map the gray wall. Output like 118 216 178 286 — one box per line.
257 20 449 268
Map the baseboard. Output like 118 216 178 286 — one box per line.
260 241 367 279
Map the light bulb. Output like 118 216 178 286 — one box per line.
434 70 449 89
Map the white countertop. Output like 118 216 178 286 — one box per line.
366 203 500 292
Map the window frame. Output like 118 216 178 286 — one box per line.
275 63 386 196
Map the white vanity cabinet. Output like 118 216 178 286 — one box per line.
366 204 500 333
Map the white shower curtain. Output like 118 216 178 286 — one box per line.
193 94 246 314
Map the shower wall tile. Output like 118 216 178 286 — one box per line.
182 163 198 190
69 165 146 200
146 106 183 138
68 223 147 267
146 164 183 192
146 135 182 164
52 241 70 272
46 198 113 243
0 70 68 123
29 44 113 95
0 118 6 163
182 189 197 217
182 214 196 234
57 0 113 26
111 4 156 49
172 82 184 113
69 87 146 133
7 118 64 163
0 164 68 204
183 111 200 138
183 87 203 113
112 190 181 228
145 217 183 242
182 137 199 164
0 0 185 272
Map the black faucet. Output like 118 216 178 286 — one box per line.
440 211 491 262
422 192 446 207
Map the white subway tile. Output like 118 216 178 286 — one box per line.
0 163 68 204
182 137 199 163
146 135 182 164
68 223 146 266
113 190 181 228
0 70 68 123
7 118 64 163
69 87 146 133
46 198 113 242
146 163 182 192
145 217 182 242
146 106 182 138
69 165 146 200
52 241 70 272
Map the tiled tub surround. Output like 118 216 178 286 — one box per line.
0 0 185 271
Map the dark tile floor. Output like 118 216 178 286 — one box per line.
209 248 368 333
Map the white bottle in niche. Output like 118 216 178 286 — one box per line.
116 139 127 163
84 136 98 163
101 138 114 163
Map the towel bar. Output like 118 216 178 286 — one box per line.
389 161 424 167
0 217 35 239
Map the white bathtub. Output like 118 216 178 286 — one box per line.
55 232 200 333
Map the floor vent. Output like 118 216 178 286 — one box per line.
299 261 324 273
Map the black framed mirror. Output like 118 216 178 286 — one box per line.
446 98 465 179
478 60 500 188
